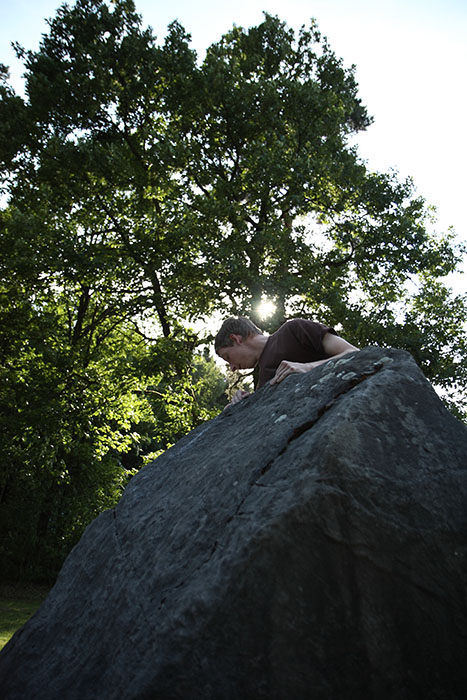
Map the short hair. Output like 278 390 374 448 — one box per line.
214 317 263 352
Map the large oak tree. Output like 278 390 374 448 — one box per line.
1 0 465 580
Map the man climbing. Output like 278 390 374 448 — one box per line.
215 316 358 404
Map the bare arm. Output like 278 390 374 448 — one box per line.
270 333 359 385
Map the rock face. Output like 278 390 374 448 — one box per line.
1 347 467 699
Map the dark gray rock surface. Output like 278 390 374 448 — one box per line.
1 347 467 699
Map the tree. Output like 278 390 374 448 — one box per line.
178 14 465 413
0 0 465 581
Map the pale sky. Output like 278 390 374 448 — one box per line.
1 0 466 289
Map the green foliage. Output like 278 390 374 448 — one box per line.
0 0 465 581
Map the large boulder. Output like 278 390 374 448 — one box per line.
1 347 466 699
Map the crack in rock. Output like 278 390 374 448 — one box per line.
261 362 385 477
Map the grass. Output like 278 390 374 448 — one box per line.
0 584 50 652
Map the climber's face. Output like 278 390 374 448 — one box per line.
217 334 259 371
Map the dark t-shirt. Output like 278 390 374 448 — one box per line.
257 318 337 388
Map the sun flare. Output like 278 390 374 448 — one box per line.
257 298 276 320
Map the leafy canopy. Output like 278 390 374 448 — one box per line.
0 0 465 581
